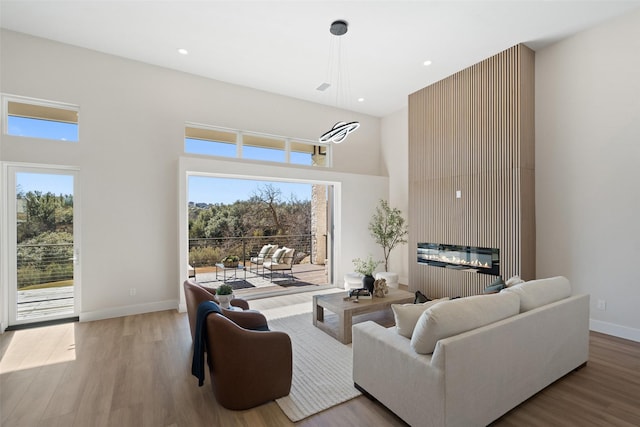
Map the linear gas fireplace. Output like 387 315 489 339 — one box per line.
417 243 500 276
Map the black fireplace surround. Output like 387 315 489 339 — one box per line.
417 243 500 276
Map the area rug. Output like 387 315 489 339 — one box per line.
268 312 361 422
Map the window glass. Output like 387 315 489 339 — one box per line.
290 141 315 166
242 134 285 163
5 98 79 142
185 126 237 157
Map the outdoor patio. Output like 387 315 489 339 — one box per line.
193 262 330 299
13 262 330 324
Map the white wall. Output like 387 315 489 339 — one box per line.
0 30 385 325
380 107 409 284
536 9 640 341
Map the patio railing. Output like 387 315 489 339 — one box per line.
17 242 74 288
188 234 315 269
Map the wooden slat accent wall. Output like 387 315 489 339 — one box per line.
408 44 535 297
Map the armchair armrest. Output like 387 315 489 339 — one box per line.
230 298 249 310
221 308 267 330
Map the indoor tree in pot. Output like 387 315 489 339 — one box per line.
215 284 234 309
369 199 408 272
352 255 382 293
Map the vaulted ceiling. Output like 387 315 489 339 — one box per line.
2 1 639 117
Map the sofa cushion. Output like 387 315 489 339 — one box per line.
501 276 571 312
410 292 520 354
392 298 450 338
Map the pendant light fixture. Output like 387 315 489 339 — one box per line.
318 19 360 144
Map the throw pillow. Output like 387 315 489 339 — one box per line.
392 298 450 338
501 276 571 312
505 275 525 287
271 248 286 263
282 247 295 265
484 276 506 293
410 292 520 354
414 290 431 304
257 244 272 257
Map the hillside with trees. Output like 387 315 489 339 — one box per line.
17 190 74 288
188 184 312 267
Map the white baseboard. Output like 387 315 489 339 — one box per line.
177 302 187 313
80 299 179 322
590 319 640 343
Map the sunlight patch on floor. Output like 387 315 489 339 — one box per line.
0 323 76 373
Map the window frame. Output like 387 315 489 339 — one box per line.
185 122 331 167
2 94 80 143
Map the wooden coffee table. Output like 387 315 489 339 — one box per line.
312 288 414 344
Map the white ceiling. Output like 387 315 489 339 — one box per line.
2 1 640 117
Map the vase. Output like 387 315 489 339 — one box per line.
216 293 234 309
362 275 375 293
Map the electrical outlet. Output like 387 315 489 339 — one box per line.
596 299 606 311
129 288 137 296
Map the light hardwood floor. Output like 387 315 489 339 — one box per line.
1 289 639 426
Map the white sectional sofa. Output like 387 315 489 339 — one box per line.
352 276 590 427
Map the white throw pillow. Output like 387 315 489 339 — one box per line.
501 276 571 312
410 292 520 355
505 275 525 287
391 298 450 338
271 248 286 263
257 244 272 257
282 247 295 264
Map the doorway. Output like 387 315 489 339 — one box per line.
186 174 334 297
4 165 80 327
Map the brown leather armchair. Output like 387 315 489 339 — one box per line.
205 311 292 410
184 279 258 342
183 279 292 410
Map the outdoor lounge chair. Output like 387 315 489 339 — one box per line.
263 247 296 282
249 243 277 274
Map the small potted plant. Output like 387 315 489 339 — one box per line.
216 284 234 309
221 255 240 268
352 255 382 293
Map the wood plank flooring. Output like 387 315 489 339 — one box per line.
1 289 639 426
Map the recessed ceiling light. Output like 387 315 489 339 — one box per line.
178 48 189 55
358 98 365 103
423 60 432 66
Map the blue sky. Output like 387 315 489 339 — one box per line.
188 176 311 204
8 116 78 141
17 173 73 195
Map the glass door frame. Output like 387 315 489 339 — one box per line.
1 162 81 328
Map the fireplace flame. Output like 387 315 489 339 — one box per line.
423 254 490 269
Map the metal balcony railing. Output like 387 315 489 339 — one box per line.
17 242 74 288
188 234 315 269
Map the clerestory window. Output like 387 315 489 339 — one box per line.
185 123 330 167
3 95 79 142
